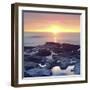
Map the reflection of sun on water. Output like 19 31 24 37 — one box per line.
47 25 61 42
54 37 57 42
52 27 60 42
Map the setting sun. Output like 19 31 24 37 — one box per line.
49 25 61 34
52 29 59 34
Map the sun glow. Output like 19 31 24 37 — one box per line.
25 24 80 33
49 25 60 42
52 29 60 35
49 25 61 34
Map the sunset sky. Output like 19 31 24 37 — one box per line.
23 11 80 33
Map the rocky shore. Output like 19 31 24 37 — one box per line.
24 42 80 77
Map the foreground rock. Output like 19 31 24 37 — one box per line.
36 49 51 56
74 63 80 74
25 68 52 77
24 42 80 77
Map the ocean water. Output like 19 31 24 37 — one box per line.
24 32 80 46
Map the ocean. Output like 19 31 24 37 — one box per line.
24 32 80 46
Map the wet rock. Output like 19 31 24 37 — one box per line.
53 56 70 69
74 63 80 74
59 62 69 69
24 42 80 76
24 61 39 70
70 58 80 65
26 68 52 77
24 55 42 63
24 66 34 70
24 46 35 53
36 49 51 56
40 57 47 65
45 63 53 69
24 72 31 77
24 46 35 50
45 42 61 47
62 43 80 52
52 47 63 53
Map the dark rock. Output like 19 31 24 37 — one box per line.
26 68 52 77
36 49 51 56
72 53 80 59
53 47 63 53
45 63 53 69
62 43 80 51
59 73 67 75
74 63 80 74
45 42 61 47
52 55 70 69
24 72 31 77
24 46 35 53
70 58 80 64
24 55 42 63
59 63 69 69
24 46 35 50
24 55 31 61
24 42 80 76
24 66 34 70
24 61 39 70
40 57 47 65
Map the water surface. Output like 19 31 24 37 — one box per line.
24 32 80 46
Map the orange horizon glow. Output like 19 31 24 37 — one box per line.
25 30 80 33
25 25 80 33
25 24 80 33
24 12 80 33
24 24 80 33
